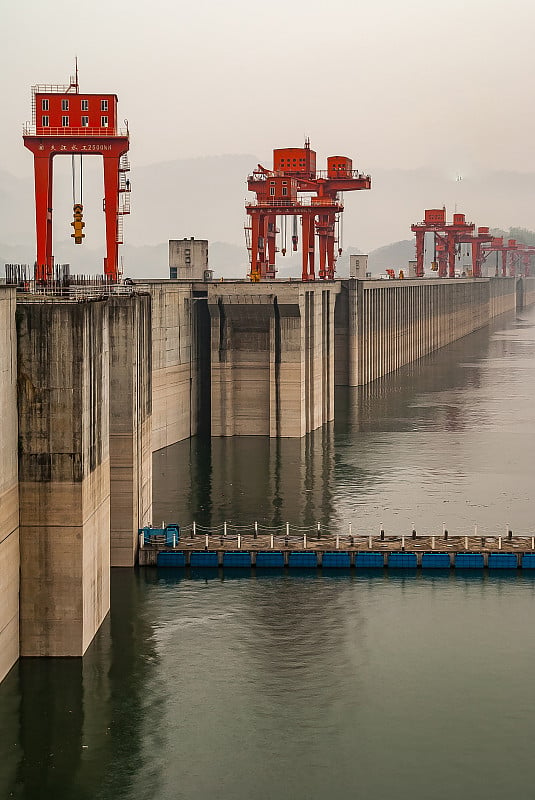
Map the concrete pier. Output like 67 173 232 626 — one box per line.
109 295 153 566
208 281 339 437
0 287 19 682
16 300 111 657
144 282 202 451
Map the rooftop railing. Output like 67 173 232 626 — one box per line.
23 124 128 137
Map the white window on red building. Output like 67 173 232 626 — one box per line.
62 116 69 127
101 116 108 127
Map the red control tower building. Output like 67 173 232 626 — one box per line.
23 69 130 283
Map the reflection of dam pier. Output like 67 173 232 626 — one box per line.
1 274 535 682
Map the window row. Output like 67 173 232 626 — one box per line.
41 99 108 111
41 116 109 127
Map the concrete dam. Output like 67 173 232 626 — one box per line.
0 273 534 683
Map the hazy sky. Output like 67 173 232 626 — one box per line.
2 0 535 179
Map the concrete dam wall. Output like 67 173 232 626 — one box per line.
0 273 532 682
335 277 522 387
11 294 151 662
144 276 531 444
0 287 19 682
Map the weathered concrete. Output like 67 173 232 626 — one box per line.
108 295 152 566
208 281 339 437
0 287 19 682
141 282 202 451
17 300 110 657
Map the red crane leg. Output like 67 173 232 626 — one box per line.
318 231 327 279
415 230 424 277
327 233 335 280
258 214 267 278
472 242 481 278
267 214 276 278
46 157 54 278
34 154 53 283
308 214 316 280
103 154 120 283
250 213 260 279
448 235 456 278
301 216 310 281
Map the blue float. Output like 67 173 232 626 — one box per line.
190 551 218 568
522 554 535 569
157 551 185 567
388 552 417 569
356 552 384 568
421 552 451 569
455 553 484 569
255 551 285 568
288 552 318 568
322 551 351 568
223 551 251 567
140 524 180 546
488 553 518 569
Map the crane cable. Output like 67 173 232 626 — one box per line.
71 154 83 204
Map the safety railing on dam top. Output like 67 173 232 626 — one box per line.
141 521 535 552
14 283 137 302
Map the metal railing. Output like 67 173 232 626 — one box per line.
245 198 343 209
142 520 535 552
248 169 370 182
23 124 128 137
17 284 136 302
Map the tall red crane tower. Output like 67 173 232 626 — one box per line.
23 68 130 284
245 141 371 281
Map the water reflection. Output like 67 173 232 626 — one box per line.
0 571 159 800
154 309 535 539
153 426 337 529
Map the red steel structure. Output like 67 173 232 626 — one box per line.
480 237 535 277
411 209 476 278
23 69 130 283
245 141 371 281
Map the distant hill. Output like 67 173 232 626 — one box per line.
368 240 415 275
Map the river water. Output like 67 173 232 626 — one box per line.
1 307 535 799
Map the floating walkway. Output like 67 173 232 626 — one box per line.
138 526 535 570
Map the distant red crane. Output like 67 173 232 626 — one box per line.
245 140 371 281
411 209 476 278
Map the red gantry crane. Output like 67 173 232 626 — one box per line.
411 209 476 278
480 237 535 277
23 66 130 284
245 140 371 281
